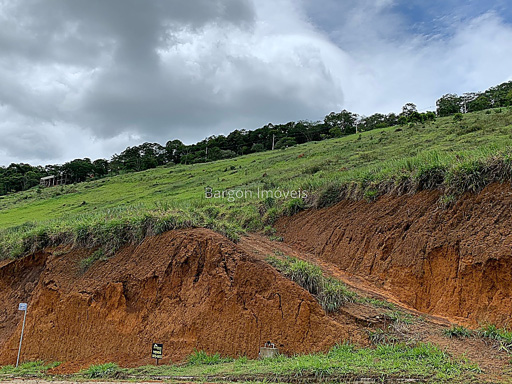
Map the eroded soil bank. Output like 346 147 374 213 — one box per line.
0 229 362 367
277 182 512 327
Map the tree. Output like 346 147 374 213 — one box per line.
467 95 491 112
62 158 95 183
165 140 185 164
275 137 296 149
397 115 408 126
251 143 265 152
93 159 109 177
401 103 418 117
436 94 461 116
324 110 358 135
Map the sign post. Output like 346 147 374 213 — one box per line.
16 303 28 368
151 343 163 365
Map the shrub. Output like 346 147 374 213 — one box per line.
368 328 399 345
478 324 512 344
438 194 456 209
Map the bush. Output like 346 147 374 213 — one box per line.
478 324 512 344
438 194 456 209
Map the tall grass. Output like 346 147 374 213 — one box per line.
266 255 356 312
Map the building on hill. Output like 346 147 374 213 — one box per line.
40 175 68 187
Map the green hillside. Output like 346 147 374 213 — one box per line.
1 107 512 259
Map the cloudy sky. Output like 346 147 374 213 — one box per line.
1 0 511 166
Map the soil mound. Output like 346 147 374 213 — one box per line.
0 229 362 367
277 183 512 327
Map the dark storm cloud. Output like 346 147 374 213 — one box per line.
1 0 511 166
1 0 341 153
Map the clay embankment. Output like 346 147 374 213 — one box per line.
277 183 512 327
0 229 362 367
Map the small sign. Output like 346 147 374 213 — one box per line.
151 343 163 359
18 303 27 311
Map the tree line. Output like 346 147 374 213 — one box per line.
1 80 511 196
436 81 512 117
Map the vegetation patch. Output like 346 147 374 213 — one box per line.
113 343 480 382
443 325 472 339
266 254 356 312
478 324 512 353
187 350 233 365
0 361 60 376
80 362 121 379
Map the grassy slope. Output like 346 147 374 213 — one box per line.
1 107 512 258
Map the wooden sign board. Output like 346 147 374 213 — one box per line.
151 343 163 360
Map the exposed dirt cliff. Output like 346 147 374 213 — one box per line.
277 183 512 327
0 229 362 367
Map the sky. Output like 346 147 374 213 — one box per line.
1 0 511 166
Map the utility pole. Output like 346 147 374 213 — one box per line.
272 134 275 150
16 303 28 368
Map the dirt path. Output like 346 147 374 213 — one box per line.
239 234 512 383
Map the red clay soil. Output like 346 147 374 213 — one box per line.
0 229 364 368
277 182 512 328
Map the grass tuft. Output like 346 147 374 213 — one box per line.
266 255 356 312
187 350 233 365
80 362 120 379
443 325 473 339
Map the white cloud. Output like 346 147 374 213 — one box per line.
336 11 512 114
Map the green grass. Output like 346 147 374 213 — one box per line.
0 361 60 376
80 362 120 379
187 349 233 365
443 325 473 339
478 325 512 353
2 107 512 259
387 310 416 325
92 344 480 382
266 255 356 311
442 324 512 354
